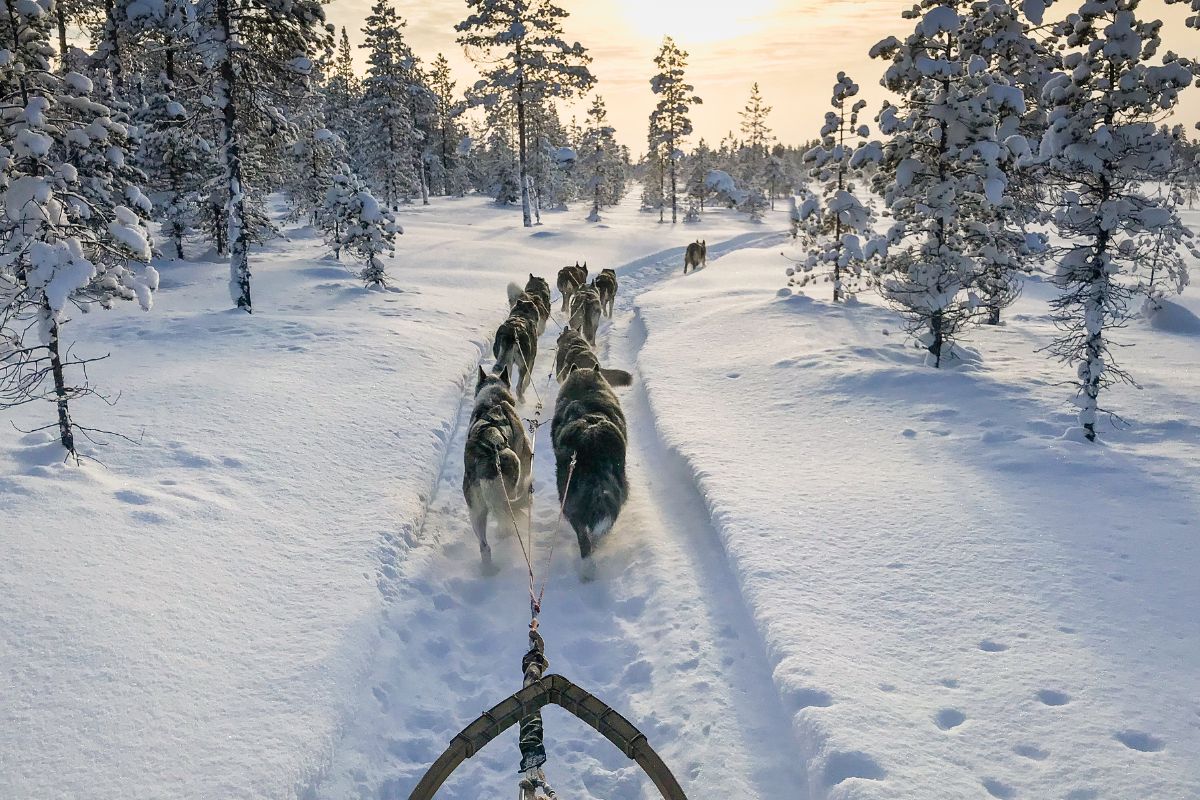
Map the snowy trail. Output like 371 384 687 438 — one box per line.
313 232 802 799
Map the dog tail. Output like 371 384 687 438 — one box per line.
507 281 523 307
599 368 633 387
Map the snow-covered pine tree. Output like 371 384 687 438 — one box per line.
685 138 714 211
738 82 773 200
456 0 596 228
791 72 881 301
870 1 1031 366
323 28 362 175
359 0 420 210
428 53 467 196
194 0 329 312
763 144 790 210
649 36 701 224
321 174 400 288
577 95 624 222
1 0 157 458
1040 0 1194 440
286 115 345 225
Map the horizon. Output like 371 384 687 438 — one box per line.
328 0 1200 156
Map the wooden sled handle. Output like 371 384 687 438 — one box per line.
408 673 688 799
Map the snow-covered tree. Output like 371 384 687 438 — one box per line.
456 0 596 228
359 0 420 210
870 1 1032 366
1040 0 1195 440
428 53 467 196
649 36 701 224
790 72 881 301
577 95 624 221
323 28 362 174
137 91 213 258
286 120 344 224
685 138 715 211
321 174 401 288
1 1 157 458
194 0 330 312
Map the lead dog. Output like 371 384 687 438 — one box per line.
557 262 588 311
507 274 552 334
684 240 706 274
593 268 617 318
568 283 602 346
551 367 628 564
463 367 533 569
555 326 632 386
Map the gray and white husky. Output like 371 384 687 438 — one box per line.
555 325 632 387
568 283 602 346
463 367 533 568
557 262 588 312
507 274 552 334
552 367 629 564
593 268 617 319
492 311 537 402
684 240 706 274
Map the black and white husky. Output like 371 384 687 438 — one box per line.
593 268 617 319
507 273 552 334
555 326 632 387
492 311 537 402
684 240 706 274
551 368 628 564
463 367 533 569
568 283 602 346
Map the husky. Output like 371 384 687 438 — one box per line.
492 312 537 402
551 367 628 563
507 274 552 333
556 262 588 312
555 326 633 387
684 240 707 274
593 268 617 319
508 293 545 336
568 283 602 346
463 367 533 569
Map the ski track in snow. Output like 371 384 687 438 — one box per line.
312 232 804 799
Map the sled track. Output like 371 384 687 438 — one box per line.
312 231 802 799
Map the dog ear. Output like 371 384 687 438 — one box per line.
497 366 510 386
477 365 486 385
529 272 535 281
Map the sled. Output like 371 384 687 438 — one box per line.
408 673 688 799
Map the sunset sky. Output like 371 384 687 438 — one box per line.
328 0 1200 154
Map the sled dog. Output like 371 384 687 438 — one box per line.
555 326 632 387
463 367 533 568
568 283 602 346
551 367 628 563
593 268 618 319
556 262 588 312
507 274 552 334
508 293 545 337
684 240 707 274
492 312 537 402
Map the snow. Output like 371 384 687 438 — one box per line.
3 196 1199 800
634 243 1200 799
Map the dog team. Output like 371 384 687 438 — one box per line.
463 241 707 573
464 262 631 572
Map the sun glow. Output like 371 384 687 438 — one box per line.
614 0 779 44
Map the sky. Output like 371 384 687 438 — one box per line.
327 0 1200 155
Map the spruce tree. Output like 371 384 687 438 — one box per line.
1 0 158 458
360 0 420 210
456 0 596 227
1040 0 1194 440
649 36 701 224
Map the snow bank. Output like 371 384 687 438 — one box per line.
634 246 1200 799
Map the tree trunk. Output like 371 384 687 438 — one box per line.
102 0 122 101
217 0 251 313
669 143 677 224
515 43 532 228
56 2 70 72
44 306 76 458
930 309 944 369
